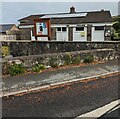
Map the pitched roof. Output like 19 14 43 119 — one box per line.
18 14 45 21
19 10 112 26
0 24 15 33
84 11 112 23
50 11 112 24
51 17 85 24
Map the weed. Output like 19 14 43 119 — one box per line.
9 63 25 76
63 53 72 65
83 54 94 63
49 57 59 67
72 55 81 64
32 64 45 72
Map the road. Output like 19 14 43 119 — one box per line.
2 72 119 118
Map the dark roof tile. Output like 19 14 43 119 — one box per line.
0 24 15 33
19 10 112 26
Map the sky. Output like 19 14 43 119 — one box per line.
1 1 119 25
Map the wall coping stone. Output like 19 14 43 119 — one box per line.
1 40 120 43
3 48 114 61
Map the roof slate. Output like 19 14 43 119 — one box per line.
19 10 112 26
0 24 15 33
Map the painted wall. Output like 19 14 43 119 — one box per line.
19 23 112 41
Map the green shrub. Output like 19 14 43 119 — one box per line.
32 64 45 72
72 55 81 64
63 53 72 65
83 54 94 63
2 46 10 57
49 57 59 67
9 63 25 76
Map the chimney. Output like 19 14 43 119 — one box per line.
70 6 76 13
101 9 104 12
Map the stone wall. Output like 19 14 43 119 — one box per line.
1 41 120 57
3 49 118 70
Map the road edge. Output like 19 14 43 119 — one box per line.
1 71 119 98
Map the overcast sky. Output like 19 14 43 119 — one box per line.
1 2 119 25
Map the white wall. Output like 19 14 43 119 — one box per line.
0 35 16 41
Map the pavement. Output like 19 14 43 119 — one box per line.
1 60 119 97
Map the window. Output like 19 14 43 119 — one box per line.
62 27 66 31
76 27 84 31
57 27 61 31
95 26 104 30
57 27 67 32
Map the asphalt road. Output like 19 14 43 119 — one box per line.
2 72 119 118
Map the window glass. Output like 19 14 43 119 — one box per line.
95 26 104 30
57 27 61 31
62 27 66 31
76 27 84 31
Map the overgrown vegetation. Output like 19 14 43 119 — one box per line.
71 55 81 64
9 63 25 76
3 53 95 76
63 53 72 65
112 15 120 40
49 57 59 67
32 64 45 72
83 54 94 63
2 46 10 57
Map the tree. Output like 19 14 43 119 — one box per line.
113 21 120 32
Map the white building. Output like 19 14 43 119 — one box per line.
18 7 113 41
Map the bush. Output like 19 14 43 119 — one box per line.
49 57 59 67
83 54 94 63
32 64 45 72
63 53 72 65
2 46 10 57
9 63 25 76
71 55 81 64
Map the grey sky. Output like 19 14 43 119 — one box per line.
1 2 119 25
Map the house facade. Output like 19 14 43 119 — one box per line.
0 24 20 41
18 7 113 41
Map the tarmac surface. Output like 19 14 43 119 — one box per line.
2 71 119 117
1 60 119 95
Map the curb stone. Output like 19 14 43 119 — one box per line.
1 71 119 98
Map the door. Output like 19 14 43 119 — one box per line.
92 26 104 41
73 26 87 41
56 27 68 41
